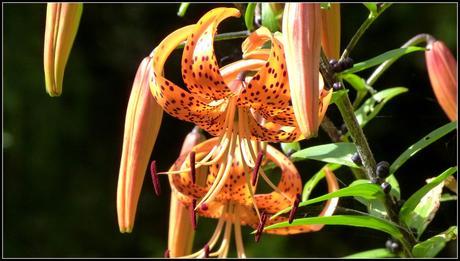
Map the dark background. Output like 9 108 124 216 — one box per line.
3 3 457 258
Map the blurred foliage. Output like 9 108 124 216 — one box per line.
3 3 457 257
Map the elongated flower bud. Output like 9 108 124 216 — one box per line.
320 3 340 60
425 40 458 121
43 3 82 97
283 3 322 138
168 127 205 257
117 56 163 233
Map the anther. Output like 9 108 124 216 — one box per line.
376 161 390 179
201 203 208 211
190 199 197 230
204 243 210 258
252 150 264 186
288 193 302 224
255 212 268 243
150 160 161 196
190 151 196 184
351 152 362 166
164 249 170 258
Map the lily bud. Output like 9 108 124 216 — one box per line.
425 40 458 121
168 127 205 257
283 3 323 138
320 3 341 60
117 56 163 233
43 3 82 97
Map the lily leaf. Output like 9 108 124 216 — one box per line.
272 181 384 219
320 3 331 9
339 46 425 74
302 164 342 201
390 121 457 175
264 215 403 240
177 3 190 17
400 167 457 229
344 248 394 258
351 180 388 219
363 3 378 17
330 89 349 105
353 87 408 129
280 142 301 156
341 73 372 108
261 3 279 32
291 142 359 168
412 226 457 257
244 3 257 31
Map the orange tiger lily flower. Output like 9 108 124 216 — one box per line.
282 3 333 139
43 3 82 97
425 39 458 121
167 137 339 258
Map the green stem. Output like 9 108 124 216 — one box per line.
366 33 434 86
339 3 392 61
175 30 250 50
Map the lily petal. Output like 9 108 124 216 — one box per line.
44 3 82 96
117 56 163 233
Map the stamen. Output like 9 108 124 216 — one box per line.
190 199 197 230
234 205 246 258
150 160 161 196
201 203 209 211
190 151 196 184
252 150 264 186
288 193 301 224
204 244 210 258
255 211 268 243
164 249 170 258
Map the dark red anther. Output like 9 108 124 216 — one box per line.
288 194 301 224
150 160 161 196
164 249 170 258
190 199 197 230
201 203 208 211
190 151 196 184
204 243 210 258
255 211 268 243
252 150 264 186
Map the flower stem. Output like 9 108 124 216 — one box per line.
339 3 392 61
366 33 433 86
175 30 250 50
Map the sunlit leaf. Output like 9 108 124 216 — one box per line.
244 3 257 31
264 215 403 240
363 3 378 17
390 121 457 175
339 46 425 74
177 3 190 17
281 142 301 156
291 142 359 168
302 164 341 201
341 73 372 108
440 193 457 202
412 226 457 257
330 89 349 105
261 3 279 32
320 3 331 9
400 167 457 229
344 248 394 258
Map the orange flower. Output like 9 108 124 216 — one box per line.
320 3 341 60
425 40 458 121
117 56 163 233
43 3 82 96
282 3 332 139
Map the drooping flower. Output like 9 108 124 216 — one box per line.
425 39 458 121
43 3 82 97
282 3 333 139
320 3 341 60
117 55 163 233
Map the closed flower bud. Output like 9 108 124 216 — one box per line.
43 3 82 96
320 3 341 60
425 40 458 121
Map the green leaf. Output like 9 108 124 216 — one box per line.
177 3 190 17
302 164 342 201
291 142 359 168
412 226 457 257
440 193 457 202
339 47 425 74
261 3 279 32
272 181 384 219
341 74 372 108
280 142 301 156
344 248 394 258
390 121 457 175
385 174 401 200
353 87 408 128
264 215 403 240
363 3 378 17
330 89 349 105
244 3 257 32
400 167 457 229
320 3 331 9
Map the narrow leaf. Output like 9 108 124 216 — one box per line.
341 73 372 108
291 142 359 168
281 142 301 156
264 215 403 240
400 167 457 226
363 3 378 17
261 3 279 32
244 3 257 31
344 248 394 258
302 164 341 201
390 121 457 175
330 89 349 105
412 226 457 257
339 47 425 74
177 3 190 17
